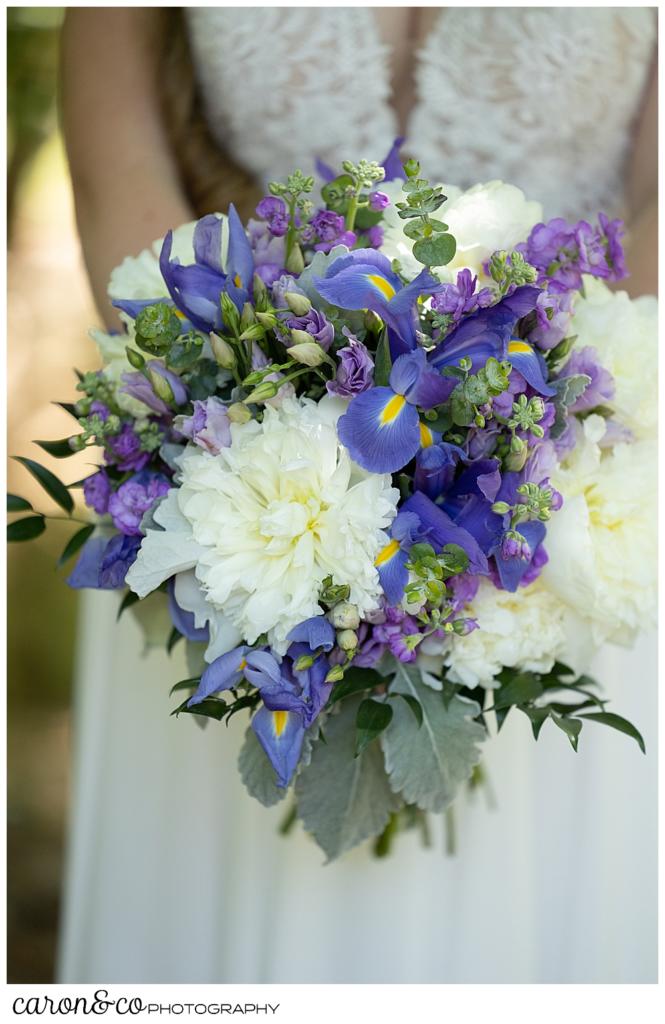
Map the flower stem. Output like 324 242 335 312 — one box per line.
373 811 399 857
444 805 456 856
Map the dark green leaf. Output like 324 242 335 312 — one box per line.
169 677 201 697
171 697 227 721
576 712 646 754
520 705 551 740
494 672 544 710
403 219 426 241
397 693 423 728
116 589 140 621
373 329 392 387
412 232 456 268
54 401 79 420
7 494 32 513
225 693 260 725
551 712 582 751
13 456 74 514
167 627 184 654
57 523 94 567
355 698 393 756
7 515 46 542
328 667 384 706
35 437 76 458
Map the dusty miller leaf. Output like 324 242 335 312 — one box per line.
238 726 286 808
295 698 401 862
381 663 486 812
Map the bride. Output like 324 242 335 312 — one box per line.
57 6 657 984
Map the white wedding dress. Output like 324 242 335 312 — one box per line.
57 7 657 984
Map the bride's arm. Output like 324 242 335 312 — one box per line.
61 8 194 327
623 57 657 297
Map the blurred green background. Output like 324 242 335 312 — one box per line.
7 6 100 982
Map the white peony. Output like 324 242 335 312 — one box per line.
126 395 399 656
569 277 658 441
419 579 579 689
381 179 542 284
540 425 657 647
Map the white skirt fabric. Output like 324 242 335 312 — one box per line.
56 589 657 984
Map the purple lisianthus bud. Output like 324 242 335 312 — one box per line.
105 423 150 472
501 530 531 561
176 397 232 455
121 361 187 416
367 225 384 248
256 196 289 237
368 190 390 212
271 274 300 309
89 400 110 421
286 309 334 351
560 346 615 413
108 471 171 536
83 469 112 515
98 534 142 588
598 212 627 280
326 330 374 398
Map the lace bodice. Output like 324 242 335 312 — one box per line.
185 6 655 220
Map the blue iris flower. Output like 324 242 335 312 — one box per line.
429 284 555 397
374 492 489 605
187 616 335 788
314 249 440 353
337 348 454 474
113 208 254 334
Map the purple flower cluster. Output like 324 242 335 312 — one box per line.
255 196 289 237
286 308 335 351
108 471 170 536
306 210 357 253
177 397 232 455
326 331 374 398
105 423 150 472
431 269 493 326
518 214 627 292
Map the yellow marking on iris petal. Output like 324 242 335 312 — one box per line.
375 538 400 567
420 422 434 448
508 340 533 355
234 273 242 288
368 274 396 301
379 393 406 425
273 710 288 738
175 309 187 320
238 658 247 672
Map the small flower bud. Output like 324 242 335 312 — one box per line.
491 501 512 516
363 309 384 334
255 311 278 330
336 629 358 652
329 602 360 630
284 292 312 316
227 402 252 424
403 158 420 178
252 273 268 303
287 341 326 367
530 397 546 421
209 332 237 369
68 435 86 452
240 302 256 332
293 654 315 672
243 380 279 404
510 435 526 454
285 244 305 275
239 324 266 343
148 368 175 405
325 664 345 684
125 346 145 371
505 447 528 472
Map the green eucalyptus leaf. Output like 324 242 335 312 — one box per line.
355 698 393 756
412 232 456 268
576 711 646 753
403 219 426 241
57 523 94 567
13 456 74 514
295 696 401 862
7 494 32 513
7 515 46 542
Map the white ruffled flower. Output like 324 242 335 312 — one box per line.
126 396 399 656
419 579 577 689
541 424 657 647
569 277 658 441
380 179 542 284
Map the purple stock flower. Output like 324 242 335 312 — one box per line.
176 397 232 455
431 269 493 325
368 191 390 212
560 346 615 413
326 330 374 398
366 225 384 248
108 471 171 536
287 308 335 351
83 470 112 515
529 287 575 350
89 400 110 421
311 210 345 242
256 196 289 237
105 423 150 472
500 531 532 561
518 213 627 291
373 606 421 663
121 361 188 416
599 212 627 279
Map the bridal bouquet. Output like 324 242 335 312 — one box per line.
9 145 656 860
